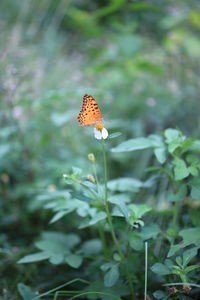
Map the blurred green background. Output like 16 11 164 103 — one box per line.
1 0 200 298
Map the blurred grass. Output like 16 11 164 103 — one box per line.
1 0 200 298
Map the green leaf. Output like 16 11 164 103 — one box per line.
164 128 186 153
189 209 200 226
129 204 151 220
172 265 182 275
18 252 50 263
183 264 200 273
188 166 198 176
109 132 122 139
151 263 171 275
0 144 11 158
149 134 166 164
167 184 187 203
173 157 190 180
140 223 161 240
153 290 168 299
113 253 121 262
180 228 200 247
109 193 131 204
168 244 183 257
35 232 80 252
0 125 17 138
101 262 114 272
189 139 200 152
17 283 36 300
89 211 107 226
50 210 69 223
108 177 143 193
175 256 182 267
168 228 200 256
182 247 198 267
164 259 174 269
104 265 119 287
181 139 195 151
81 239 102 255
109 196 129 220
190 177 200 199
111 137 152 152
49 253 64 265
129 233 143 251
154 147 166 164
65 254 83 268
72 166 82 176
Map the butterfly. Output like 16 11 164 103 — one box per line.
77 94 104 126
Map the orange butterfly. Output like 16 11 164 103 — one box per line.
77 94 104 126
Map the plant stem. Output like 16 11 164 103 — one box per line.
101 139 108 202
92 156 108 258
98 224 109 258
125 266 135 299
172 196 181 237
101 139 124 259
93 162 100 195
144 242 148 300
101 139 135 299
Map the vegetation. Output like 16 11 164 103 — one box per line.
1 1 200 299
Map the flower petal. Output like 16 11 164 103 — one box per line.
94 128 102 139
101 128 108 139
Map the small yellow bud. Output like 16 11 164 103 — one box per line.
183 285 191 293
87 175 96 183
88 153 95 162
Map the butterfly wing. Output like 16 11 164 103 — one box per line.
77 94 104 126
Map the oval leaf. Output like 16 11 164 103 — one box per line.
108 178 143 192
104 265 119 287
18 252 50 264
151 263 171 275
111 137 152 152
65 254 83 268
17 283 36 300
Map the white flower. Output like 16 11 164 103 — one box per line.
94 123 108 140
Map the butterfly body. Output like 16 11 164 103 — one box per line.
77 94 104 126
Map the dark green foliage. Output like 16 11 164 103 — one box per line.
1 0 200 299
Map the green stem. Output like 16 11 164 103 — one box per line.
101 139 108 202
125 266 135 299
101 139 124 259
101 139 135 299
32 278 90 300
93 162 100 195
144 242 148 300
180 274 187 283
92 158 108 258
125 227 135 299
172 197 181 237
98 223 109 258
79 181 99 201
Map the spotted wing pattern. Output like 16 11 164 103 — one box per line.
77 94 104 126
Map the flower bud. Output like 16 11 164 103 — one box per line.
87 175 95 183
88 153 95 162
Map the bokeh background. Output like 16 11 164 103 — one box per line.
1 0 200 298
